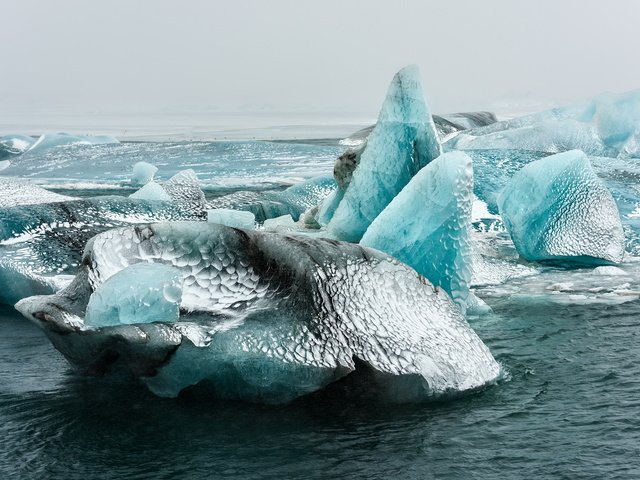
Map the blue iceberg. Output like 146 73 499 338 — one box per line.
85 263 183 328
16 222 500 403
27 133 119 154
498 150 625 265
361 152 474 310
327 65 442 241
129 181 172 202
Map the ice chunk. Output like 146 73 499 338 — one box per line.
131 161 158 185
263 214 295 232
498 150 625 265
592 266 628 276
161 169 207 215
16 222 500 403
0 134 35 159
85 263 183 328
207 176 335 223
361 152 473 310
207 208 255 229
129 181 172 202
328 65 442 241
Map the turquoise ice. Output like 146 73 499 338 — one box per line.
327 65 442 241
361 152 473 310
85 263 183 328
131 161 158 185
129 181 171 201
207 208 256 229
498 150 625 265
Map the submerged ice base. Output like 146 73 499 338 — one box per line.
17 222 500 404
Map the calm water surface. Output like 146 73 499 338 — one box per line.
2 297 639 479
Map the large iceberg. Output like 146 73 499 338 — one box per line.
16 222 500 404
26 133 119 154
498 150 625 265
327 65 442 241
361 152 473 310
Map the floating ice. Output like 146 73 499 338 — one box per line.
498 150 625 265
361 152 473 310
263 214 295 232
162 169 207 214
328 65 442 241
85 263 183 328
16 222 500 403
448 90 640 158
0 134 35 160
207 208 256 229
129 181 172 202
208 175 335 223
131 161 158 185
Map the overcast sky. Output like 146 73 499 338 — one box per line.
2 0 640 117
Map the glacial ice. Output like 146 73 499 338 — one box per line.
85 263 183 328
448 90 640 158
16 222 501 403
161 169 207 214
131 161 158 185
208 175 335 223
361 152 474 310
129 181 172 202
207 208 256 229
327 65 442 241
0 134 35 160
498 150 625 265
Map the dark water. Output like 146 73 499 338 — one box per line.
2 297 640 479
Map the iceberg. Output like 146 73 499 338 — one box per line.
498 150 625 265
327 65 442 241
16 222 500 403
448 90 640 158
0 134 35 160
361 152 474 310
131 161 159 185
207 208 256 229
85 263 183 328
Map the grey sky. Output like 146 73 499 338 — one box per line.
2 0 640 117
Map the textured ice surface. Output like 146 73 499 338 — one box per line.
16 222 500 403
85 263 183 328
0 178 74 208
361 152 473 310
161 170 207 214
131 161 158 185
328 66 442 241
208 175 335 222
129 181 171 202
448 90 640 158
262 214 296 232
498 150 625 264
207 209 255 229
